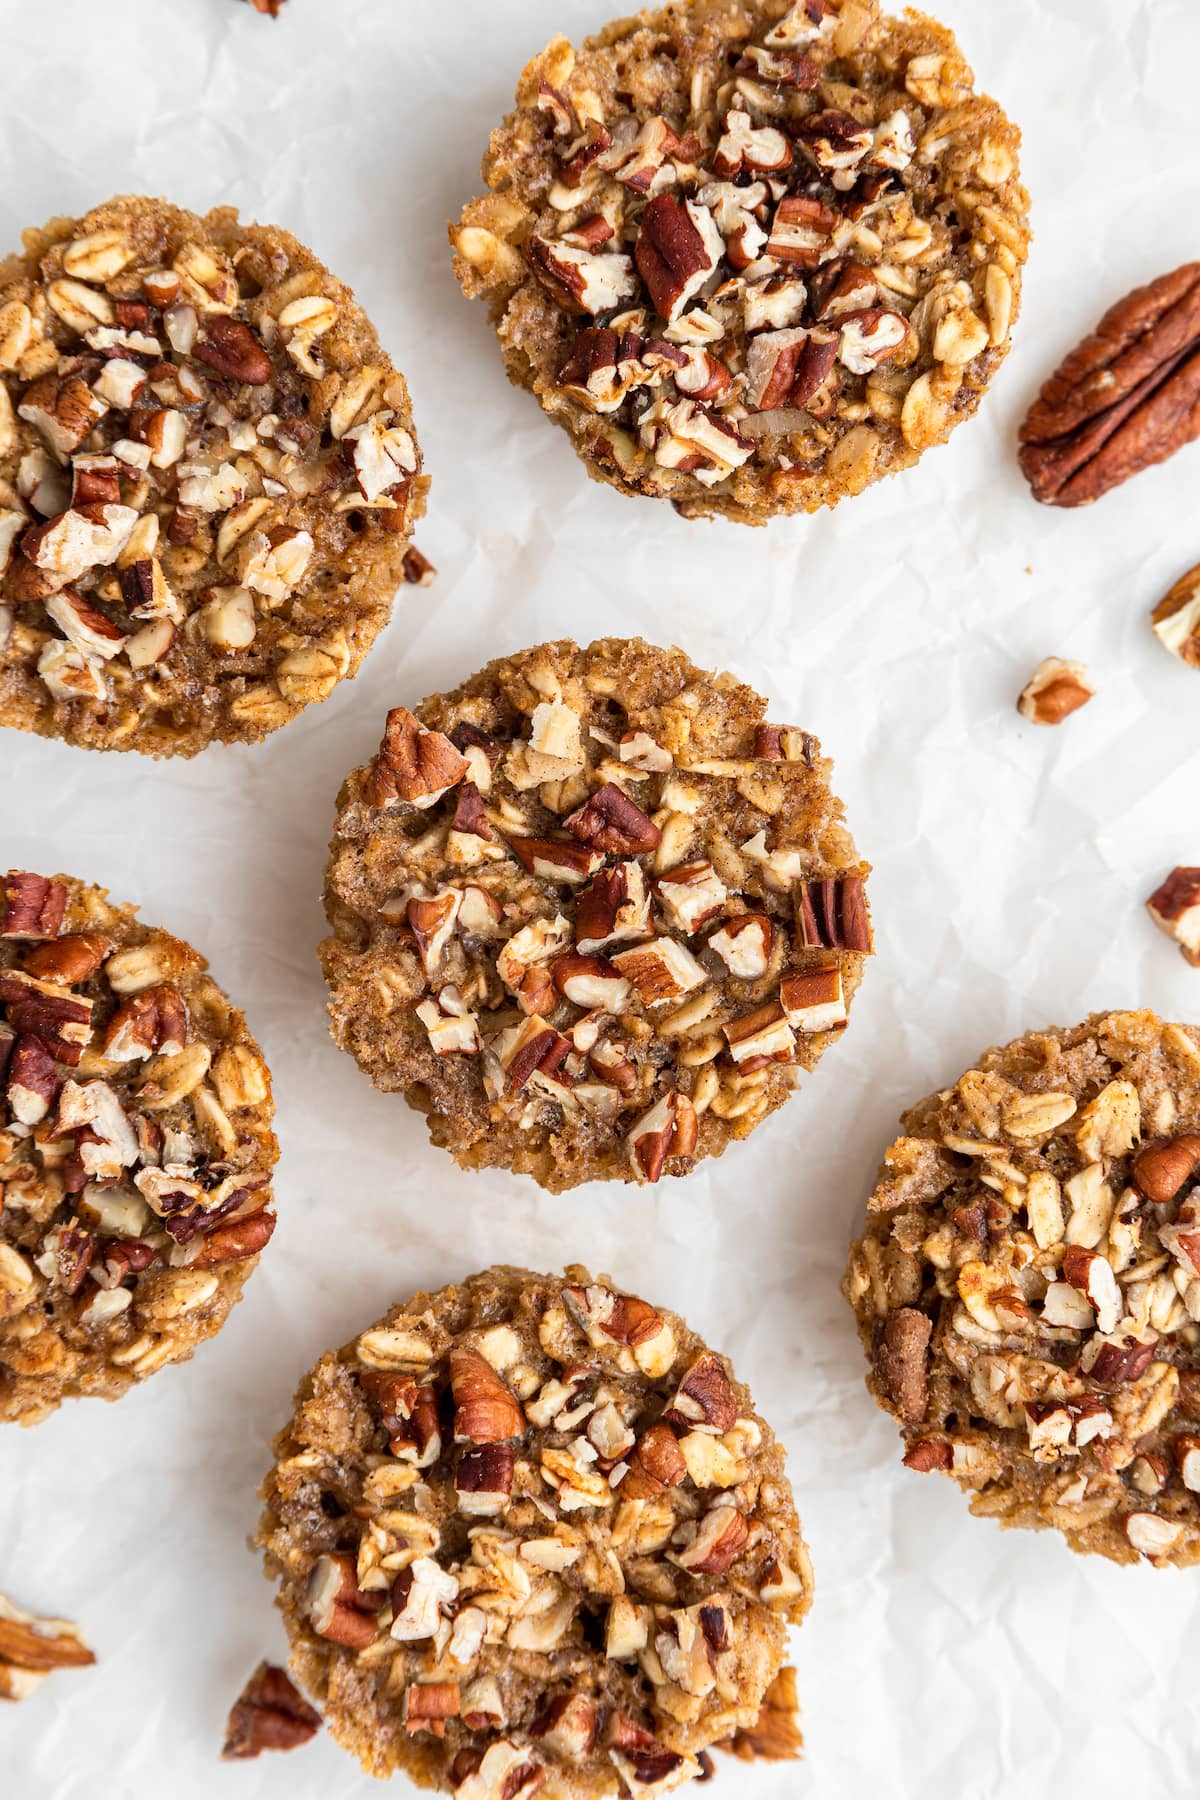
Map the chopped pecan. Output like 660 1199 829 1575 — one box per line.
1132 1133 1200 1203
634 195 723 323
565 782 661 854
188 1208 276 1267
625 1090 698 1182
712 108 792 178
526 235 637 316
456 1443 515 1514
306 1554 379 1647
874 1308 931 1422
765 195 839 269
1152 563 1200 666
794 109 873 179
2 872 66 940
620 1422 687 1498
720 1666 802 1763
0 1599 95 1680
1146 867 1200 968
531 1692 599 1758
1017 657 1095 725
222 1662 321 1759
510 836 602 884
192 317 273 384
450 782 493 839
677 1504 750 1574
663 1352 737 1433
404 1681 461 1736
1019 263 1200 506
808 257 879 323
103 983 188 1060
550 951 630 1011
365 707 469 809
902 1438 952 1473
795 876 870 951
449 1347 524 1443
7 1034 61 1123
0 972 92 1064
23 933 110 985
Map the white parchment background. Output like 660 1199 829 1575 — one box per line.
2 0 1200 1794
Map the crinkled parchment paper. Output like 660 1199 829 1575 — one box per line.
3 1 1200 1794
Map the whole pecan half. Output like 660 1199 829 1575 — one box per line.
1019 263 1200 506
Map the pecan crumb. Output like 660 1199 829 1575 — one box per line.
222 1661 321 1758
1016 656 1095 725
0 1594 95 1702
1147 867 1200 968
719 1666 802 1762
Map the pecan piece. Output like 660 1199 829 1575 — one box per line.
102 983 188 1060
0 1599 95 1675
795 876 870 951
1132 1134 1200 1203
23 933 111 985
620 1422 687 1498
874 1307 931 1422
634 195 723 323
663 1351 737 1433
1017 657 1095 725
365 707 468 809
0 973 92 1064
1152 563 1200 667
1146 867 1200 967
1019 263 1200 506
2 871 66 940
222 1662 321 1759
720 1666 802 1763
192 318 273 384
564 782 661 854
188 1208 276 1266
449 1347 524 1443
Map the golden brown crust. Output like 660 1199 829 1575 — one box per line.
0 870 277 1423
257 1264 811 1796
451 0 1029 523
0 194 425 755
320 636 871 1192
845 1010 1200 1567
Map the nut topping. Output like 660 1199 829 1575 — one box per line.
1152 563 1200 667
450 1347 525 1443
634 196 724 323
1016 657 1095 725
367 708 470 810
1147 868 1200 968
0 1593 94 1701
222 1663 321 1759
565 783 661 854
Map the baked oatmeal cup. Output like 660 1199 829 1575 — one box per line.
258 1264 810 1793
0 194 426 755
845 1009 1200 1566
0 869 277 1423
451 0 1029 522
320 636 871 1191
